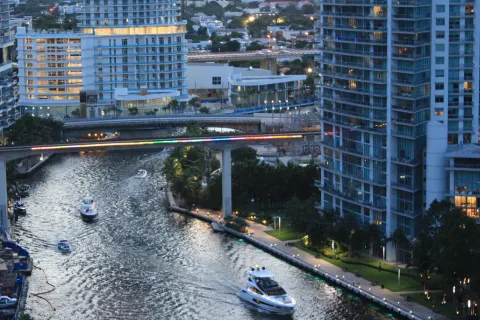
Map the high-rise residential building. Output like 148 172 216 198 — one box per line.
426 1 480 219
316 0 432 262
0 0 17 128
17 0 188 117
16 31 83 115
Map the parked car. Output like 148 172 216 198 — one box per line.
0 296 17 308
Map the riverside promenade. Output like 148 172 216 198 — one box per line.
166 190 446 320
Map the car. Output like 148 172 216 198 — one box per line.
0 296 17 308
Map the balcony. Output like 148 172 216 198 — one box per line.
391 157 422 166
391 181 421 192
321 183 387 210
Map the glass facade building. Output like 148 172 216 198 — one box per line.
17 0 188 115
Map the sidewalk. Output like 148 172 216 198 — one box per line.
171 202 446 320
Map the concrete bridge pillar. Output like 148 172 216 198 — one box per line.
0 160 9 237
260 58 278 75
221 147 232 218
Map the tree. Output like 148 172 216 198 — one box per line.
230 31 244 39
33 14 60 30
128 107 139 116
294 40 308 49
301 5 314 14
169 99 180 113
392 228 409 266
199 106 210 114
232 147 257 163
202 1 224 19
6 114 63 146
189 97 201 114
246 41 265 51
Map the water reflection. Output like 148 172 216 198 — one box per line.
14 151 392 320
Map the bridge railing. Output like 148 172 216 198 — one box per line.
232 97 316 114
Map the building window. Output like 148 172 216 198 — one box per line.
435 70 444 77
436 32 445 39
436 18 445 26
212 76 221 85
434 108 444 116
435 96 444 103
435 57 444 64
436 5 445 13
435 83 444 90
435 44 445 51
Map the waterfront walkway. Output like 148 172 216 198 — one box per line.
168 195 446 320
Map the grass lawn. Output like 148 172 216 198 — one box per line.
293 243 424 292
401 293 462 320
265 226 302 241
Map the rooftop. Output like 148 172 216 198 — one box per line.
445 143 480 159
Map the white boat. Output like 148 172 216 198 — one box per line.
134 169 147 178
238 267 296 315
14 199 26 214
57 240 72 253
80 196 98 220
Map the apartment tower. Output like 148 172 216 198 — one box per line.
316 0 431 262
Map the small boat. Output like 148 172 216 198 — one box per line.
238 267 296 315
134 169 147 178
80 196 98 220
14 200 26 215
211 221 225 233
57 240 72 253
17 185 29 197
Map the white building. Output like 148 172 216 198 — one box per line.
10 16 32 31
229 73 306 109
17 29 83 117
17 0 188 117
115 87 179 115
187 63 271 100
425 1 480 217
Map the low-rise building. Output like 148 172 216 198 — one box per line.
229 73 306 109
187 63 271 101
114 87 179 115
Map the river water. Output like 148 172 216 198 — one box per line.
13 151 395 320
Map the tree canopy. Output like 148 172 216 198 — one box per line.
6 114 63 146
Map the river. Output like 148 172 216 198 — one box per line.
13 151 395 320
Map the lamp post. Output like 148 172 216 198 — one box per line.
382 246 386 261
453 286 455 310
332 239 335 259
251 198 254 213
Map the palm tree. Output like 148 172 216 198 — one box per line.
189 97 201 114
169 99 180 114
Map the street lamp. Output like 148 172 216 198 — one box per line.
332 239 335 259
382 246 386 261
251 198 254 212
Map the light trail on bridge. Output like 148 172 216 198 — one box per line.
29 133 304 151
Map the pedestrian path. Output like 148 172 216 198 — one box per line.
181 206 447 320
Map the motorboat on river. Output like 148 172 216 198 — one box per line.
14 199 26 215
135 169 147 178
17 185 29 197
57 240 72 253
80 196 98 220
238 267 296 315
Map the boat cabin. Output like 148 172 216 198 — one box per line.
82 197 94 205
248 267 287 296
